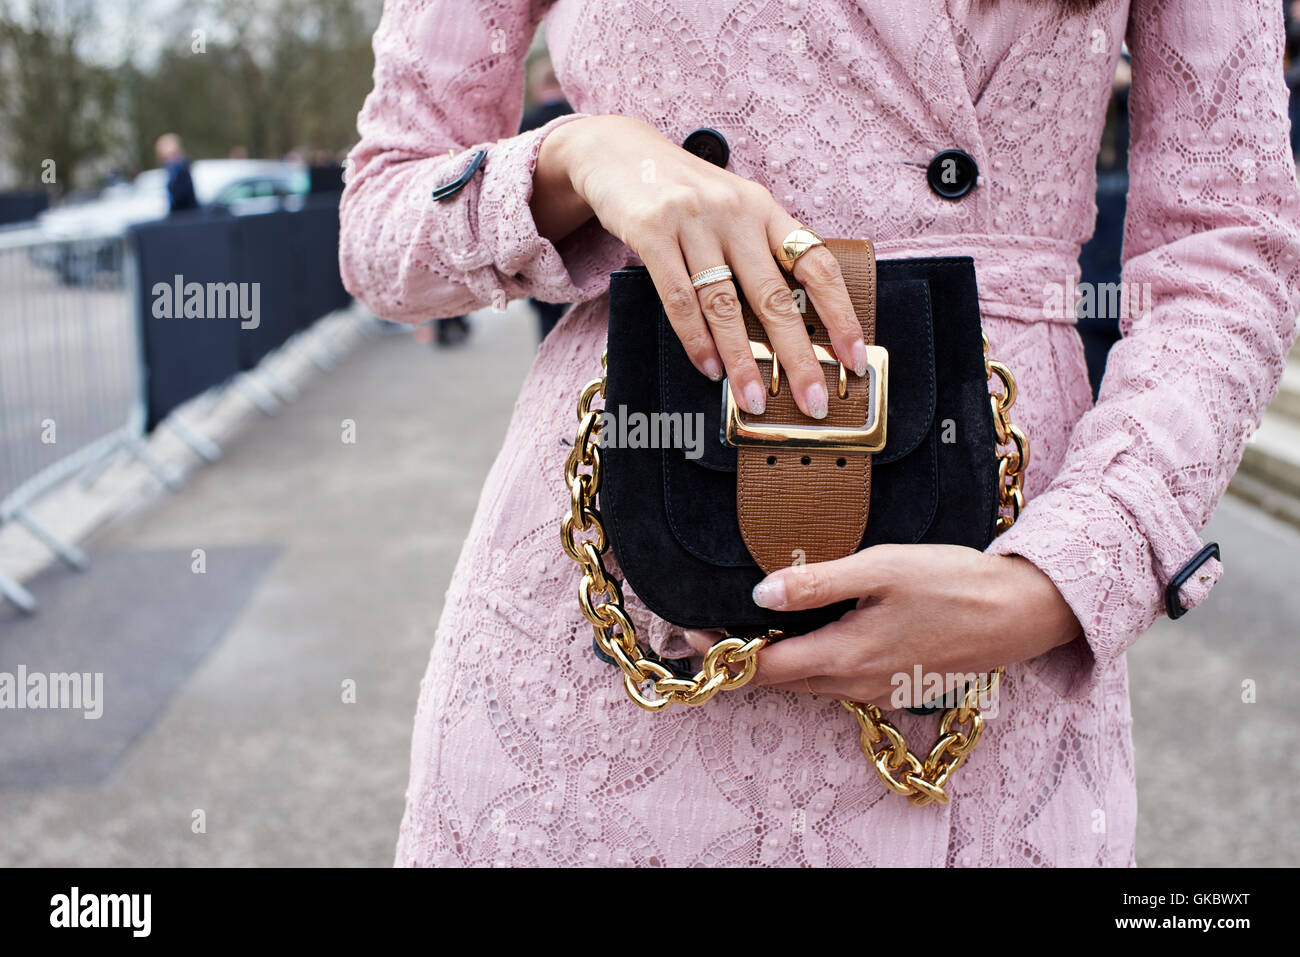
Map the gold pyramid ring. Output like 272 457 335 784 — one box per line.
774 227 825 274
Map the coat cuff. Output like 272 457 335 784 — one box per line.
466 112 633 306
984 476 1223 699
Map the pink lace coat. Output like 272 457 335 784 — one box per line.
340 0 1300 866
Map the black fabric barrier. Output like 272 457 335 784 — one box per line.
133 212 243 430
132 197 351 430
1077 171 1128 397
0 189 50 226
235 210 299 370
292 196 351 329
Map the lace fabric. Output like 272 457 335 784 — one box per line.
341 0 1300 866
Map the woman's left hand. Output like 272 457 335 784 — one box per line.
684 544 1082 709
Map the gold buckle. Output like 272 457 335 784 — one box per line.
723 340 888 452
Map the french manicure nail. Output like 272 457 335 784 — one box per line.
703 358 723 381
744 382 766 415
753 577 787 609
806 381 828 419
851 339 868 377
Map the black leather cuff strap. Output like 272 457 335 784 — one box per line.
1164 541 1220 620
431 149 487 202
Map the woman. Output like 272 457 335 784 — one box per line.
340 0 1300 866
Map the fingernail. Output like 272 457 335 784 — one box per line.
805 381 828 419
851 339 868 377
744 382 766 415
752 576 787 609
703 358 723 381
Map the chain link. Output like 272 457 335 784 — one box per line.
561 336 1028 805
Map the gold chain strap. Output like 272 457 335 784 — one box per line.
561 336 1028 805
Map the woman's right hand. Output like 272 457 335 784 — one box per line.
531 114 867 419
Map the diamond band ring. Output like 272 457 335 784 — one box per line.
690 265 734 289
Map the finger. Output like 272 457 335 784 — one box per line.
679 230 765 414
750 615 865 686
770 677 896 710
724 231 826 419
768 676 838 697
750 549 886 612
769 680 816 695
767 212 865 377
682 628 728 657
638 240 724 382
777 671 974 710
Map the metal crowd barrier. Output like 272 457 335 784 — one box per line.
0 198 356 614
0 226 161 612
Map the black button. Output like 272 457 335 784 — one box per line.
927 149 978 199
682 128 730 169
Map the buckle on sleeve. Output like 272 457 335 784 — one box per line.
431 149 487 202
1164 542 1220 620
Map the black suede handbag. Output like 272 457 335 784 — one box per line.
560 239 1029 806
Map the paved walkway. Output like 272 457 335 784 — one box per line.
1 302 1295 866
0 305 539 865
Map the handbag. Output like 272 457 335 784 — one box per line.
560 238 1028 805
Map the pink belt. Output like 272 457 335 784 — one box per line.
874 233 1084 325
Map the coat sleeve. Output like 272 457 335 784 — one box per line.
338 0 630 321
985 0 1300 697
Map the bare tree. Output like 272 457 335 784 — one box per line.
0 0 382 187
122 0 380 167
0 0 117 192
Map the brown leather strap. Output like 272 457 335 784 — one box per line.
736 238 876 574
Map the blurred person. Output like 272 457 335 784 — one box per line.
519 56 573 341
1077 52 1133 397
521 55 571 126
409 315 471 345
1096 53 1132 174
1287 1 1300 155
154 133 197 214
434 314 470 346
341 0 1300 867
308 149 346 194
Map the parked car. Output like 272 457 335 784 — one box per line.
33 160 310 285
